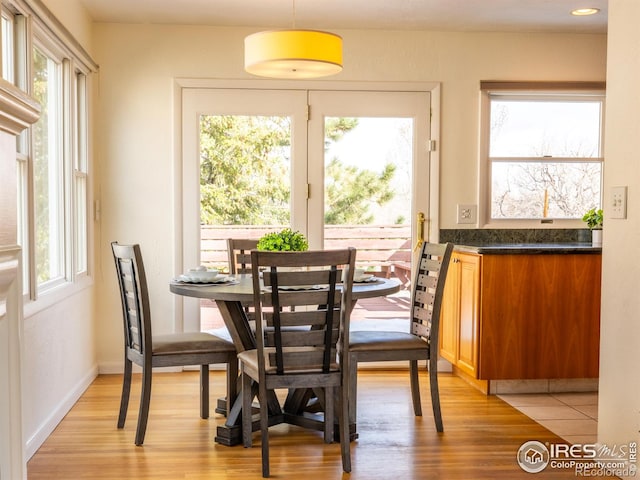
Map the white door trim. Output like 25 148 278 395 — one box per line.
173 79 441 333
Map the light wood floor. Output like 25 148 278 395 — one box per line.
27 370 615 480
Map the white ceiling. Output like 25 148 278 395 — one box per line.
79 0 608 34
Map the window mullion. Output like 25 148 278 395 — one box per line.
62 57 73 281
490 156 604 163
26 139 36 299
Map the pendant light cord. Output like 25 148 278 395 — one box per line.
292 0 296 28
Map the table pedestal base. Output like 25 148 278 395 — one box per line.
214 421 358 446
213 391 358 446
214 425 241 446
215 414 289 446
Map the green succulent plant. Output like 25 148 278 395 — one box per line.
257 228 309 252
582 208 603 230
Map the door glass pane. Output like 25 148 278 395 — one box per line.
200 115 291 227
199 114 292 331
323 117 412 329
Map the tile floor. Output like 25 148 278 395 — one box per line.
498 391 599 445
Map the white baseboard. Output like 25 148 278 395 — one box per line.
99 361 138 375
25 364 98 460
98 362 227 375
491 377 599 394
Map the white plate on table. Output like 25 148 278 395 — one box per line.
354 275 377 283
174 275 236 285
276 284 325 291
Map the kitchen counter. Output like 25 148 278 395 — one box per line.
440 244 601 393
453 242 601 255
439 230 601 393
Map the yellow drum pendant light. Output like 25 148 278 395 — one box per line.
244 29 343 79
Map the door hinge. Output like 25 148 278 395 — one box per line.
306 104 310 121
428 140 436 152
306 183 310 199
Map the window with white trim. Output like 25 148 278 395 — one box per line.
1 0 96 299
480 82 605 224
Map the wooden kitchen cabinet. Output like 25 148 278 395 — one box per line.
440 252 480 378
440 250 601 385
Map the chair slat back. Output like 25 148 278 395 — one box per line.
251 248 356 376
111 242 152 358
227 238 259 274
410 242 454 352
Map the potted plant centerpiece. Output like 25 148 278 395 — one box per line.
257 228 309 252
257 228 309 272
582 208 603 246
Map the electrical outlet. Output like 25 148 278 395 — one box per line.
610 186 627 219
457 204 477 224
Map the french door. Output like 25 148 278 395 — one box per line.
181 86 433 332
307 90 431 260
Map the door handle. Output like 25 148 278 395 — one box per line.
413 212 426 252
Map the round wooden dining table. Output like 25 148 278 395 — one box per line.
170 274 402 446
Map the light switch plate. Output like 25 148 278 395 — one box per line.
610 186 627 219
457 204 477 224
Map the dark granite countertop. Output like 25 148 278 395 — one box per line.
453 242 602 255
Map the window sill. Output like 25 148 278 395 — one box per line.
23 275 94 319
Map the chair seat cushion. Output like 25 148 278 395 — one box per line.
153 332 236 355
349 330 427 352
238 348 339 374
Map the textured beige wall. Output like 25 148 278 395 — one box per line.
599 0 640 470
41 0 94 55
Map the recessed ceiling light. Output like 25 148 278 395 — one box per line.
571 8 600 16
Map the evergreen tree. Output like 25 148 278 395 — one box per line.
199 115 396 225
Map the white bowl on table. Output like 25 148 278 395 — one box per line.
186 268 219 282
353 268 374 282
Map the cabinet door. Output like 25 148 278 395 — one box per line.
456 254 480 377
439 255 460 364
479 253 601 379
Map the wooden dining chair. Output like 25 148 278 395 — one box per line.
227 238 259 274
239 248 356 477
349 241 453 432
111 242 238 446
227 238 260 322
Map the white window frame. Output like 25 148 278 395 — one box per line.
1 0 97 306
479 81 606 228
73 70 89 276
32 37 66 292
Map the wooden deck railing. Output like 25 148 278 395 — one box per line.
200 224 411 277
